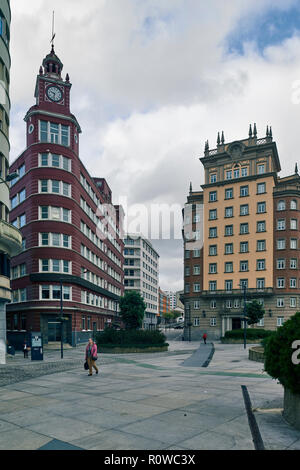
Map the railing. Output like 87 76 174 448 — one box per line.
201 287 273 297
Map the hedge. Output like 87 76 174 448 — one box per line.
224 328 273 340
264 312 300 395
95 328 168 348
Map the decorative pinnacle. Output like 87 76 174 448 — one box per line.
266 126 269 137
189 182 193 194
295 163 299 175
249 124 253 138
39 66 43 75
205 140 209 152
66 73 70 82
253 123 257 137
217 132 220 145
269 126 273 138
221 131 225 144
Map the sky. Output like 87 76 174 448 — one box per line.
9 0 300 293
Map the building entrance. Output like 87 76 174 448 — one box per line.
232 318 242 330
48 322 62 342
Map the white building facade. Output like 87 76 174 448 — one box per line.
124 234 159 330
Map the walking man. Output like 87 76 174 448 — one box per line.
203 333 207 345
85 338 98 376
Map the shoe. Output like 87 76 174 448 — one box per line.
96 370 98 374
88 374 92 376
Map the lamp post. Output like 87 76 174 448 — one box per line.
239 282 247 350
59 279 64 359
0 172 19 185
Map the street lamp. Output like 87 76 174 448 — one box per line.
239 282 247 350
0 172 19 185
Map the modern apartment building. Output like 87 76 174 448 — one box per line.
7 46 124 348
159 288 170 317
124 234 159 330
182 125 300 340
0 0 22 363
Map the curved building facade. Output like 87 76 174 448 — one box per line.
7 46 124 348
0 0 22 363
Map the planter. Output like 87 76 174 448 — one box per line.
100 345 169 354
249 346 264 363
283 387 300 431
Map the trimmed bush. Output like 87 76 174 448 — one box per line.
224 328 273 340
264 312 300 395
95 328 168 349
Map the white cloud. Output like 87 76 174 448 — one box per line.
9 0 300 292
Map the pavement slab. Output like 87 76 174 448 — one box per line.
0 338 299 450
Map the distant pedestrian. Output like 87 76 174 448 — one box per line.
85 338 98 376
203 333 207 345
23 341 29 359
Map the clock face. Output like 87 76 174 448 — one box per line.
46 86 63 102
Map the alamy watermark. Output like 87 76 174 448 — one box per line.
292 340 300 365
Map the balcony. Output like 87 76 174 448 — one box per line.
0 220 22 257
201 287 273 298
0 275 11 302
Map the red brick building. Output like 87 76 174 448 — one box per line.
7 46 124 347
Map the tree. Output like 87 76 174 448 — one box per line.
245 300 265 325
119 291 146 330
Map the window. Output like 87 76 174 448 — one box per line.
193 283 200 293
240 204 249 216
240 186 249 197
240 261 248 272
234 299 240 309
277 200 285 211
257 240 266 251
52 180 60 194
193 265 201 275
234 168 240 179
193 249 201 258
210 174 217 183
19 214 26 228
240 242 249 253
209 245 217 256
258 164 266 174
225 207 233 218
277 259 285 270
240 279 248 289
277 278 285 288
39 206 71 223
185 250 190 259
225 225 233 236
257 202 266 214
194 301 200 310
194 317 200 327
277 239 286 250
225 243 233 255
209 281 217 291
225 280 233 291
210 300 217 309
40 153 71 171
257 221 266 233
290 259 297 269
290 238 297 250
39 121 70 147
256 278 265 289
209 227 217 238
209 263 217 274
290 200 297 210
241 167 248 177
209 191 217 202
210 317 217 327
291 219 297 230
257 259 265 271
290 278 297 289
225 299 232 309
185 267 190 276
225 262 233 273
226 170 232 180
290 298 297 308
225 188 233 200
257 183 266 194
277 219 285 231
240 223 249 234
277 317 284 327
209 209 217 220
41 285 50 299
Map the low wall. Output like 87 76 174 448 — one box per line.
283 388 300 431
221 338 263 344
100 345 168 354
249 346 265 363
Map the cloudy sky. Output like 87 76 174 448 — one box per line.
9 0 300 292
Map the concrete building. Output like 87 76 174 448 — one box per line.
124 234 159 330
182 125 300 340
7 45 124 348
0 0 22 363
159 288 170 317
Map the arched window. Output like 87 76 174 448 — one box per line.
290 200 297 210
277 200 285 211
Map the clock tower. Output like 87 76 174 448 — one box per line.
24 45 81 154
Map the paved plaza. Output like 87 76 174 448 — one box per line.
0 337 299 450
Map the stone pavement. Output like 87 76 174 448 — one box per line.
0 340 299 450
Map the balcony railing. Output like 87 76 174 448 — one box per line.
201 287 273 297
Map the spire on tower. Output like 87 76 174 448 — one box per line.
249 124 252 138
221 131 225 144
253 123 257 137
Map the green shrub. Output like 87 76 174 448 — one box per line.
224 329 273 340
264 312 300 394
95 328 168 348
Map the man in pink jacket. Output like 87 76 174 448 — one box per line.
85 338 99 376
